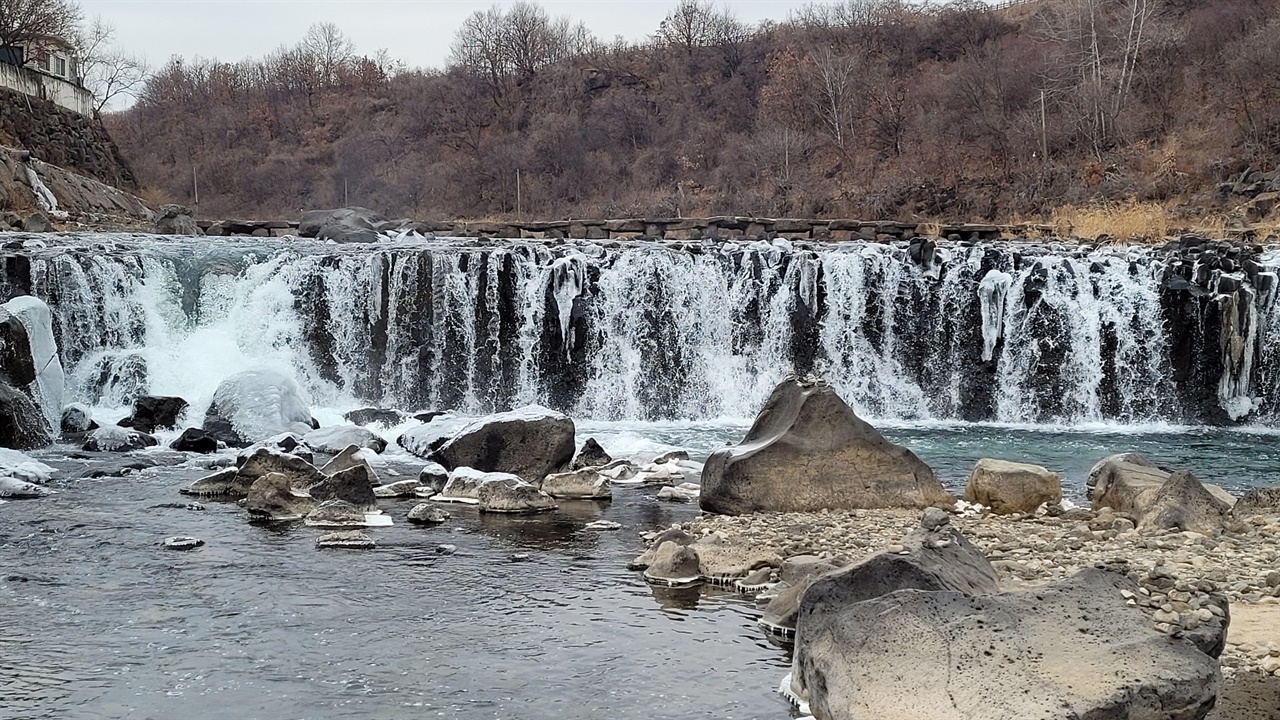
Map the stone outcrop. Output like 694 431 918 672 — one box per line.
431 406 575 483
0 91 137 190
964 458 1062 515
202 369 313 446
308 464 378 512
699 376 950 515
0 381 49 449
1140 470 1233 534
788 568 1222 720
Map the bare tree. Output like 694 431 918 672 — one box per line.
806 47 859 148
76 16 149 114
0 0 81 63
300 21 354 87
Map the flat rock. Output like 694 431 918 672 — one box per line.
315 530 375 549
303 424 387 454
541 468 610 499
789 568 1221 720
407 503 450 524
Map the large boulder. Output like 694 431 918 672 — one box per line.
117 395 188 434
431 406 575 482
169 427 218 453
1088 454 1233 532
1233 487 1280 519
700 376 950 515
963 458 1062 515
0 381 51 449
436 467 524 502
202 369 313 446
570 438 612 470
1139 470 1232 534
1086 453 1168 514
789 568 1222 720
3 296 64 434
182 447 322 497
154 204 202 236
298 207 386 239
397 413 473 457
767 514 999 639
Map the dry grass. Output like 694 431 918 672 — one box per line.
1050 201 1171 242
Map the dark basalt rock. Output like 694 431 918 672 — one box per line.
169 427 218 454
118 395 189 434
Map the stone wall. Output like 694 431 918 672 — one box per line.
197 215 1046 244
0 87 136 191
0 63 94 116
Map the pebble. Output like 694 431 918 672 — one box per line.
436 544 457 555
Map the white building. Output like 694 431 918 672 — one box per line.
0 37 94 116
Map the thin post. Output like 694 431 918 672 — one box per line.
344 178 349 206
192 165 199 208
516 169 522 219
1039 90 1048 162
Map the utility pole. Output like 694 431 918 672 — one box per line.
192 165 199 209
344 178 349 206
516 169 522 219
1040 89 1048 162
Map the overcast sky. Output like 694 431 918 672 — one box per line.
79 0 824 71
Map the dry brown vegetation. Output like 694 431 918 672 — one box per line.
106 0 1280 226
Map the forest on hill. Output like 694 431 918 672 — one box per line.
107 0 1280 225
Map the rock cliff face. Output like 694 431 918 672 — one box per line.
0 88 136 190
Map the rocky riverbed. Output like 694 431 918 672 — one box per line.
678 505 1280 686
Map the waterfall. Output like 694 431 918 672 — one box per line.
13 235 1280 426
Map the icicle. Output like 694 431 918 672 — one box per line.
978 270 1012 362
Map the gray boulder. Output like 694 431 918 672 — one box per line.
308 464 378 512
571 437 612 470
244 472 315 521
304 499 368 528
1139 470 1232 534
317 223 380 244
154 204 202 236
22 212 51 233
0 307 36 388
203 369 313 446
407 503 450 524
767 516 998 640
964 458 1062 515
1233 487 1280 519
789 568 1221 720
1088 454 1233 533
418 461 449 494
700 376 950 515
642 541 702 586
182 447 322 497
432 405 575 483
298 207 387 238
318 444 379 482
540 467 610 499
60 403 95 435
628 527 694 570
477 480 556 514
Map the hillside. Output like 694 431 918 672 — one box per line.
107 0 1280 226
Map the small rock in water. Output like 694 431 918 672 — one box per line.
584 520 621 531
315 530 375 549
509 553 531 562
374 479 422 498
435 543 457 555
657 485 698 503
407 503 450 524
164 536 204 550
